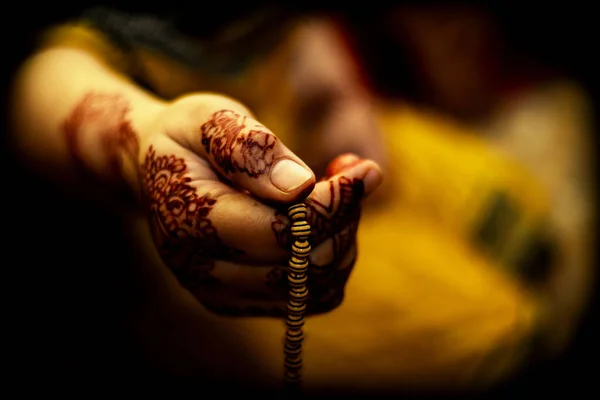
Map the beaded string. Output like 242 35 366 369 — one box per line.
284 203 311 389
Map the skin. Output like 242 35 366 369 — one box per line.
9 47 383 317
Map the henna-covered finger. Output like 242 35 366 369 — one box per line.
306 240 358 314
177 251 357 318
198 109 316 204
163 96 316 204
176 257 286 316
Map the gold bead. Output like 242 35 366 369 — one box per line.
292 240 311 257
287 273 308 287
289 256 309 272
284 357 302 370
286 328 304 344
288 203 307 221
286 317 305 330
287 302 307 315
291 221 311 237
289 287 309 302
284 342 302 356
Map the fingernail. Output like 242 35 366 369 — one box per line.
270 159 313 192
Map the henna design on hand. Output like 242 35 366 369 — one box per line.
62 92 140 204
63 92 139 178
270 176 365 313
200 110 277 177
140 145 242 290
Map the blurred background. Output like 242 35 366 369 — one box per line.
2 1 597 397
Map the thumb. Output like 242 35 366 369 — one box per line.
166 95 316 204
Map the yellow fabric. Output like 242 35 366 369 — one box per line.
377 105 551 270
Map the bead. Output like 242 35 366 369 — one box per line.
289 287 309 302
288 265 307 275
291 221 311 237
284 343 302 356
286 329 304 344
289 256 308 268
286 317 305 329
288 298 304 307
287 302 307 315
289 255 309 269
287 273 307 287
288 204 307 221
285 357 302 370
292 240 311 257
288 256 308 274
287 313 303 322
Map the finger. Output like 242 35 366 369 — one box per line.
174 257 286 317
325 153 362 179
165 240 358 319
175 253 354 318
307 241 357 314
164 94 316 204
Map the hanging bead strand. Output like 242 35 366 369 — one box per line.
284 203 311 389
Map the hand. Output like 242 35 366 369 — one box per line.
69 92 383 317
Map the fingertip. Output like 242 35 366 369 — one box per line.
360 160 384 195
325 153 362 178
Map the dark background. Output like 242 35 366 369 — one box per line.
1 2 597 397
